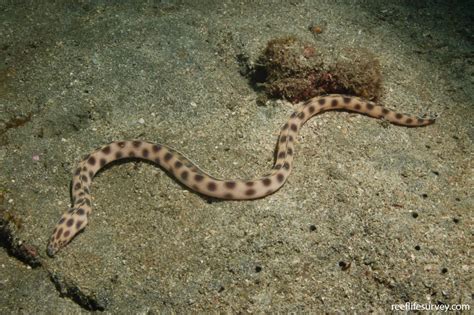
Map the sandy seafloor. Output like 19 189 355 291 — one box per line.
0 0 472 313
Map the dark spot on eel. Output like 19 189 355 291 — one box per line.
207 182 217 191
225 181 236 189
87 156 96 166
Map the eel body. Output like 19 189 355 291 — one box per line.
47 94 435 256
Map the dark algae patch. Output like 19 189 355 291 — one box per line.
255 36 382 103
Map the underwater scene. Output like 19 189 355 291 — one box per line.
0 1 472 313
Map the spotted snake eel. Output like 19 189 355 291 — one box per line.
47 94 435 256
